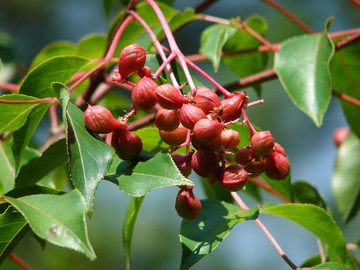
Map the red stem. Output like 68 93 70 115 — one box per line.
8 253 33 270
261 0 315 34
348 0 360 7
145 0 197 91
231 192 298 270
128 10 179 87
0 97 56 104
241 108 257 136
0 82 19 92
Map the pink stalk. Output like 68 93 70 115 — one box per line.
196 14 276 52
0 97 56 104
231 192 299 270
105 16 134 59
153 52 177 79
185 59 233 98
145 0 197 92
0 82 19 92
247 99 264 107
128 10 179 87
241 108 256 136
261 0 315 34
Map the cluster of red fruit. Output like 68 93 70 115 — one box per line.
83 44 290 221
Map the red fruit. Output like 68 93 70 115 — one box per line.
217 92 245 122
131 77 158 111
137 66 152 78
155 109 180 131
111 129 143 161
219 165 248 191
193 119 224 144
264 151 290 180
191 150 219 178
84 105 124 133
234 148 254 166
118 44 147 80
251 131 275 157
159 125 189 146
179 104 206 130
172 154 192 177
333 127 349 147
245 161 265 177
191 135 221 151
155 84 185 110
194 87 221 114
220 129 240 149
175 188 202 220
274 142 286 156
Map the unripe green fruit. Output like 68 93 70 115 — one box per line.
111 129 143 161
84 105 125 133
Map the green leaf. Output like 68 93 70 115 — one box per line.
261 203 347 261
133 127 169 153
223 16 269 94
123 196 144 270
77 34 107 59
260 171 293 202
292 181 326 208
310 262 350 270
200 180 233 203
102 0 114 19
274 29 334 126
0 139 15 194
332 130 360 222
13 56 90 170
330 40 360 137
0 209 29 264
53 82 114 217
15 139 68 187
0 94 39 134
180 200 259 270
199 24 237 72
30 41 77 70
20 56 90 98
106 150 193 197
4 190 96 260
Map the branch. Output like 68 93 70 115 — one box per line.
195 0 219 13
231 192 299 270
248 177 292 203
0 82 19 92
261 0 314 34
8 253 33 270
332 90 360 107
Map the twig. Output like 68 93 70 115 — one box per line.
335 32 360 49
127 113 156 131
248 177 292 203
0 97 56 104
332 90 360 107
261 0 314 34
8 253 33 270
0 82 19 92
195 0 219 13
231 192 299 270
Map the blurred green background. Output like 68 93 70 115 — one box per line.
0 0 359 269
